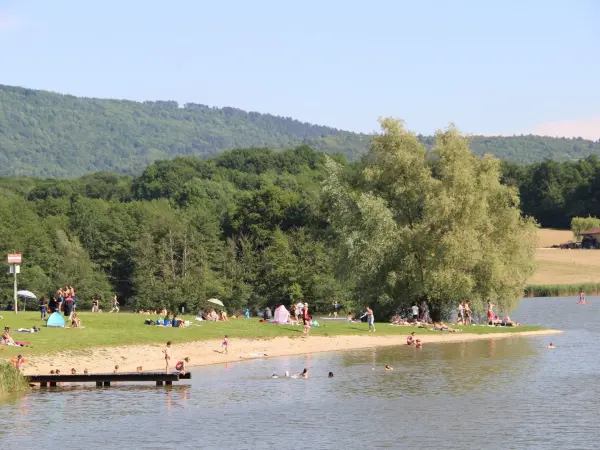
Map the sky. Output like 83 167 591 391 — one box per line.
1 0 599 139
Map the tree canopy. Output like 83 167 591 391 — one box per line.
324 119 538 320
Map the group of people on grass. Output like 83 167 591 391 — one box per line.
37 285 83 328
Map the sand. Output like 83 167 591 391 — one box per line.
21 329 563 375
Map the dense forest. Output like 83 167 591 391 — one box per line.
3 141 600 317
501 156 600 229
0 146 350 315
2 84 600 177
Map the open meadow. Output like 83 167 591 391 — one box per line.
529 229 600 290
536 228 573 248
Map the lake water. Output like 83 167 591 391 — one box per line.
1 297 599 449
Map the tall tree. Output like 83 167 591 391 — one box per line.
324 118 537 320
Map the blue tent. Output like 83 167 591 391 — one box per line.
46 311 65 328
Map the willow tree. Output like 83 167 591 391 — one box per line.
323 118 537 320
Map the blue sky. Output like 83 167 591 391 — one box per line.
1 0 599 138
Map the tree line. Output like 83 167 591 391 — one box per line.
501 155 600 229
2 119 558 321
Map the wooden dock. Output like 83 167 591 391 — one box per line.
28 372 192 387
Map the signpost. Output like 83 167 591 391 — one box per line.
8 254 22 314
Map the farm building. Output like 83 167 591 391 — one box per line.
579 227 600 249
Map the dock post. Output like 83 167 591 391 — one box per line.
50 382 57 387
40 382 47 388
156 381 163 386
166 381 172 386
96 382 102 387
103 381 110 387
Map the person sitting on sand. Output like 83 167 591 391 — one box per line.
407 332 415 345
137 366 143 373
547 343 556 349
384 365 393 371
114 365 119 373
84 369 89 375
71 368 77 374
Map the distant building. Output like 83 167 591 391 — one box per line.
579 227 600 249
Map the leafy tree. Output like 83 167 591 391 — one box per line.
324 118 538 321
571 217 600 239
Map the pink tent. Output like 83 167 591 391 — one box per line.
273 305 290 324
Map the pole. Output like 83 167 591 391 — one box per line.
13 267 17 314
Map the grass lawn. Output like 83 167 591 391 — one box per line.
0 312 543 359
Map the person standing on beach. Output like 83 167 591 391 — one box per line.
222 335 229 354
163 341 172 373
303 303 311 337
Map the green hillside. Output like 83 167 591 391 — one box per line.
1 84 599 177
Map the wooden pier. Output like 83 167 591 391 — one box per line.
28 372 191 387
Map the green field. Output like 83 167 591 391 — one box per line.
0 312 544 360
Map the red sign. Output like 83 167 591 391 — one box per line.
7 254 22 264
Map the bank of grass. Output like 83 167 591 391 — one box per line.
524 283 600 297
0 312 544 360
0 362 29 395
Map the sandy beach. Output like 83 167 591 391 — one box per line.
22 329 563 375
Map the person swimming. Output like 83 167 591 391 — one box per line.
328 372 334 378
547 343 556 349
285 371 290 377
301 368 308 378
272 374 279 379
384 365 393 371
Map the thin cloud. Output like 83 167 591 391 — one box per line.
530 116 600 141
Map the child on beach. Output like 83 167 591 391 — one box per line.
163 341 172 372
175 357 190 375
407 332 415 345
222 335 229 354
12 355 25 371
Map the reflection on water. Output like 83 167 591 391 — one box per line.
2 297 600 449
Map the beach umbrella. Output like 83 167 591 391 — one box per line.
16 290 37 312
207 298 224 307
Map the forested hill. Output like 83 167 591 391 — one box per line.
2 84 600 177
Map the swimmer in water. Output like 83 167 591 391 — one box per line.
300 368 308 378
415 339 422 348
285 371 290 377
384 365 393 371
272 374 279 379
328 372 334 378
547 343 556 349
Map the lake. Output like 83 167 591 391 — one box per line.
1 297 598 449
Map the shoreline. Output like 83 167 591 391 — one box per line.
21 329 564 375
